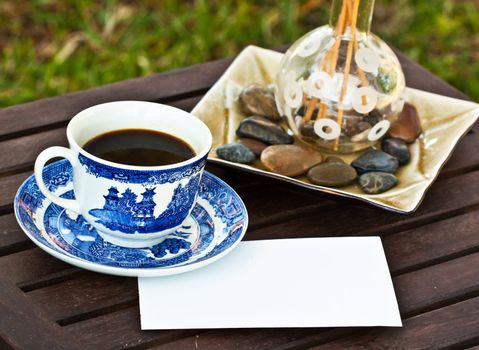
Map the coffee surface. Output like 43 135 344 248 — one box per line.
83 129 195 166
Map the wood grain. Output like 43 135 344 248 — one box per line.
0 248 78 286
0 272 82 350
65 307 193 350
0 61 229 140
0 213 34 255
383 209 479 274
312 296 479 349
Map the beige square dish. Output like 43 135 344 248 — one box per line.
192 46 479 213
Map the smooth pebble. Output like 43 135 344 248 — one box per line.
261 144 322 177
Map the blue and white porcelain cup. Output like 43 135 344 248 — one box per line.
34 101 212 248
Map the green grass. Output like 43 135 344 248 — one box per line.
1 0 478 108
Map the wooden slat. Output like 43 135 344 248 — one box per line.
0 213 34 255
438 131 479 178
0 128 68 174
0 248 78 286
0 61 230 139
0 273 82 350
311 296 479 349
383 209 479 274
0 171 30 211
26 274 137 323
395 252 479 317
65 307 192 350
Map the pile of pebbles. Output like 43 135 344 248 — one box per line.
216 84 422 194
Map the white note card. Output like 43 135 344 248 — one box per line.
138 237 402 329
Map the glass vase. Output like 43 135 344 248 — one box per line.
275 0 405 153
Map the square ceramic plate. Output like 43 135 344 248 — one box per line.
191 46 479 213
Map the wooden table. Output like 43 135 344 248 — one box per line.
1 47 478 350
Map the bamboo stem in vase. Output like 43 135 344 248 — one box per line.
345 0 368 86
303 0 348 124
334 0 360 150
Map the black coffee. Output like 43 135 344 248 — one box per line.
83 129 195 166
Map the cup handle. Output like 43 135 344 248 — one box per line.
34 146 81 214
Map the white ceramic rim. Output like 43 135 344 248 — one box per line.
14 171 249 277
66 101 213 170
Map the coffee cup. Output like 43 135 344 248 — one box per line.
34 101 212 248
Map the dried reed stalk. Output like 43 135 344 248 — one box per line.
334 0 360 150
303 0 348 124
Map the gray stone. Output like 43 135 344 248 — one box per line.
261 144 322 177
351 150 399 174
216 143 256 164
239 84 281 121
236 116 294 145
358 172 398 194
381 138 410 165
307 162 357 187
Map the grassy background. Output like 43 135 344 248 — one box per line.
1 0 478 108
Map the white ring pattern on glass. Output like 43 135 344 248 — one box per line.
314 118 341 140
352 86 377 114
368 120 391 141
283 81 303 108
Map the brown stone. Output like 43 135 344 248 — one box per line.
389 103 422 143
260 144 323 177
307 162 357 187
325 156 345 164
299 120 318 139
239 84 281 121
237 138 267 156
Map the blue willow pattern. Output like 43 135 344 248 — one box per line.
89 174 202 234
14 160 247 270
78 153 207 185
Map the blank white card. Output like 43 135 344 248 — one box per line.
139 237 402 329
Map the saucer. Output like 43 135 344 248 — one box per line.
14 160 248 277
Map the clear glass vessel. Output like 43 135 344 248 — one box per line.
275 0 405 153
